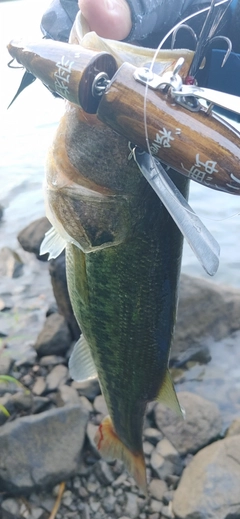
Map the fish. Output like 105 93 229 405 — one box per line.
32 12 193 493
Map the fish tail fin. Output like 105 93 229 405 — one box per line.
94 415 147 495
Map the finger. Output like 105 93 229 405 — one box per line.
78 0 132 40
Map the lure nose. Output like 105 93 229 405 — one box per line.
7 39 117 113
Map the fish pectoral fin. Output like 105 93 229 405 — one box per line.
156 369 184 419
68 334 97 382
95 415 147 496
40 226 66 259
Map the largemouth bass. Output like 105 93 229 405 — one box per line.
38 14 191 492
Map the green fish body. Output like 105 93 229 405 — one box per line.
41 14 192 491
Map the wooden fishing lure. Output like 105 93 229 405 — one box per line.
8 33 240 195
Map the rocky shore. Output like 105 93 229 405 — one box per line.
1 216 240 519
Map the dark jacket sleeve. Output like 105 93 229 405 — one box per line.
124 0 210 42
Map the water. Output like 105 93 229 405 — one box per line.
0 0 240 426
0 0 64 248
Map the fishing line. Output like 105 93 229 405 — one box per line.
190 210 240 222
142 0 236 220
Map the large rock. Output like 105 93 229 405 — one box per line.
17 217 51 261
49 254 80 340
173 435 240 519
154 392 222 455
172 274 240 359
34 313 72 357
0 404 89 493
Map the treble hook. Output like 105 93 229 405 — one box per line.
187 0 232 77
170 0 232 79
171 24 198 50
207 35 232 66
171 26 232 69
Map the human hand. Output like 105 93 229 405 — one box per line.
78 0 132 40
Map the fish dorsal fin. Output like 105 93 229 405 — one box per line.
69 334 97 382
156 369 184 418
40 226 66 259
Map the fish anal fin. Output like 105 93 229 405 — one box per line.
94 415 147 496
69 335 97 382
156 369 184 419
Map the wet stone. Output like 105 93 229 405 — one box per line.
149 500 163 514
10 391 32 412
81 503 90 519
78 487 88 498
17 217 51 260
0 247 23 278
173 435 240 519
0 405 88 493
39 355 66 367
46 365 69 392
14 351 37 368
154 391 222 455
172 343 211 367
112 472 128 488
90 499 101 512
62 490 73 507
86 481 99 494
163 490 174 505
32 377 46 396
143 441 154 456
86 421 100 457
93 394 108 415
117 493 127 506
161 504 173 518
166 474 180 489
94 459 115 486
0 298 12 312
226 417 240 437
143 428 163 445
149 479 168 501
102 494 116 513
78 395 93 412
150 450 174 480
32 396 51 414
30 507 46 519
0 355 13 375
57 385 79 406
34 313 71 357
71 378 100 400
1 498 20 518
113 459 125 475
124 492 139 519
155 439 180 464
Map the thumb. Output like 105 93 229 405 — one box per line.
78 0 132 40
